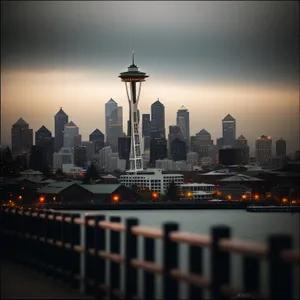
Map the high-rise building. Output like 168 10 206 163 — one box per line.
222 114 236 147
176 105 190 151
168 125 184 158
99 146 112 170
53 147 73 171
105 99 118 142
89 129 104 153
276 138 286 157
255 135 272 166
63 121 81 151
149 137 167 166
151 99 165 138
35 126 54 167
81 141 95 163
108 106 123 152
119 51 148 171
235 135 250 164
11 118 33 156
74 146 87 168
118 136 131 169
29 145 48 172
54 108 68 152
142 114 151 137
170 138 187 161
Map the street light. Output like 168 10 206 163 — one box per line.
112 195 120 203
152 192 159 201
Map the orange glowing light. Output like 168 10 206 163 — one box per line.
21 187 24 190
112 195 120 202
227 195 232 200
254 194 260 200
18 196 22 200
242 195 247 200
282 198 288 203
53 197 56 201
291 200 296 205
152 192 158 199
39 196 45 203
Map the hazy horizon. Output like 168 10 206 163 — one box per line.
1 1 299 154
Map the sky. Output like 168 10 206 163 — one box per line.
1 1 299 154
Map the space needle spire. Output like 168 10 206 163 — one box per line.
119 52 149 172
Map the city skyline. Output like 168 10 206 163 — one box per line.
1 1 299 153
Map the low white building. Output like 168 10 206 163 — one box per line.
19 169 43 182
179 183 216 200
119 168 184 194
62 164 85 176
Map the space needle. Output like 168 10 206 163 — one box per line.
119 51 149 172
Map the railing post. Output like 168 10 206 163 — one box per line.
124 217 139 300
94 215 106 300
268 234 293 300
189 244 204 299
144 237 155 300
163 222 179 300
109 216 121 300
61 213 69 283
69 213 80 289
84 214 95 294
243 256 260 297
211 225 231 300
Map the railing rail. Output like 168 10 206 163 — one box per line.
0 207 299 300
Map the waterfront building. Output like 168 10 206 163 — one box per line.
179 183 215 201
120 168 184 194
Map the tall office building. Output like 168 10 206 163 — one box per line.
142 114 151 137
222 114 236 147
191 129 213 159
108 106 123 152
149 137 167 166
63 121 81 151
105 99 118 142
118 136 131 169
74 146 87 168
176 105 190 151
81 141 95 163
235 135 250 164
54 108 68 152
276 138 286 157
89 129 104 153
168 125 184 157
170 138 187 161
35 126 54 166
151 99 165 138
11 118 33 156
255 135 272 166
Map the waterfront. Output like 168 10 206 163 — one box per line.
63 209 300 299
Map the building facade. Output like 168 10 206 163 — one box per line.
176 105 190 151
11 118 33 156
255 135 272 166
35 125 54 167
222 114 236 147
276 138 286 157
54 108 68 152
151 99 165 138
89 129 104 153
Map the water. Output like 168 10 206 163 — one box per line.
65 210 300 299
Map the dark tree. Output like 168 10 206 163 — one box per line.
83 163 99 184
166 182 180 201
0 146 13 177
131 184 139 193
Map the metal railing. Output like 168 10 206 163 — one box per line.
0 207 299 300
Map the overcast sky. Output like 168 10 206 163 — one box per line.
1 1 299 153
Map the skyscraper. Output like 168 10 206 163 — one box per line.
105 98 118 142
168 125 184 158
151 99 165 138
108 106 123 152
176 105 190 150
255 135 272 166
63 121 81 151
11 118 33 155
54 108 68 152
150 137 167 166
142 114 151 137
35 125 54 166
222 114 236 147
170 138 187 161
235 135 250 164
89 129 104 153
276 138 286 157
118 136 131 169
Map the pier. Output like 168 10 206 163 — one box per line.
1 207 299 299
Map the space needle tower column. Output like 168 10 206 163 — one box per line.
119 51 149 172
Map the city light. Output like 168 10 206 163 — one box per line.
254 194 260 200
227 195 232 200
18 195 22 200
112 195 120 203
39 196 45 203
152 192 158 199
53 196 56 201
242 195 247 200
282 198 288 203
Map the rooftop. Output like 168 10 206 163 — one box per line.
13 118 28 126
55 108 68 117
65 121 77 127
222 114 235 122
178 105 188 111
152 98 163 106
237 135 247 140
219 174 264 182
81 184 121 194
37 182 76 194
196 129 210 136
20 169 43 175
